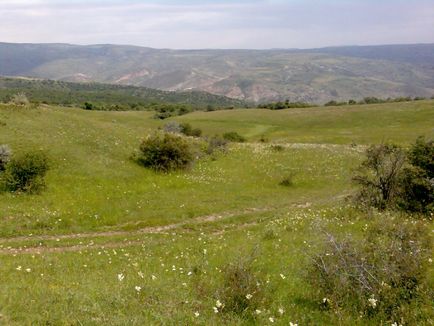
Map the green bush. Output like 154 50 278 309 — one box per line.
136 132 194 172
308 218 432 323
2 151 49 193
398 137 434 214
0 144 11 171
180 122 202 137
223 131 246 143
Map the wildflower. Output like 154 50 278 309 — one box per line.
138 271 144 279
368 297 377 308
187 271 193 276
280 273 286 279
213 307 219 313
255 309 262 315
135 286 142 292
246 293 253 300
290 322 298 326
278 307 284 315
16 266 22 271
194 311 200 317
117 273 125 281
215 300 222 308
269 317 275 323
151 275 157 280
25 268 31 273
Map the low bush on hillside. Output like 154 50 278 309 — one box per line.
308 218 432 323
279 174 295 187
206 136 228 155
162 121 182 134
353 137 433 214
0 144 11 171
1 151 49 193
180 122 202 137
223 132 246 143
136 132 194 172
215 252 267 318
9 93 29 106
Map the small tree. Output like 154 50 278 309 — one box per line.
136 132 194 172
353 144 405 210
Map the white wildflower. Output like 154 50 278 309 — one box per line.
117 273 125 281
16 266 22 271
135 286 142 292
269 317 275 323
278 307 284 315
138 271 144 279
216 300 222 308
255 309 262 315
280 273 286 279
194 311 200 317
151 275 157 280
290 322 298 326
25 268 31 273
213 307 218 313
368 297 377 308
246 293 253 300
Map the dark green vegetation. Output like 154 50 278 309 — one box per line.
0 151 49 193
0 76 246 110
0 99 432 325
353 138 434 213
135 133 194 172
1 42 434 102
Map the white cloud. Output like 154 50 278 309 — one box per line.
0 0 432 48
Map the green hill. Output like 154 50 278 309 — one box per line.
0 100 432 325
0 76 246 109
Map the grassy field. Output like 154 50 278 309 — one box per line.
0 100 433 325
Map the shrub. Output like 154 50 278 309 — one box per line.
9 93 29 106
217 253 266 317
83 102 94 110
397 137 434 214
162 121 182 134
271 144 285 152
223 131 246 143
279 174 294 187
398 167 434 213
2 151 49 193
206 136 228 155
136 132 194 172
353 144 406 210
180 122 202 137
0 145 11 171
408 136 434 178
308 218 432 322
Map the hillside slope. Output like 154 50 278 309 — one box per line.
1 43 434 103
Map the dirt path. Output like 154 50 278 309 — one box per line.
0 207 269 255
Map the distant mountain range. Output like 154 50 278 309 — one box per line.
1 42 433 103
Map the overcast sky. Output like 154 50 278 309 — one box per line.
1 0 433 49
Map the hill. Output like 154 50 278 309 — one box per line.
1 42 434 103
0 100 433 324
0 76 246 109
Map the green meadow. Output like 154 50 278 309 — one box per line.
0 100 433 325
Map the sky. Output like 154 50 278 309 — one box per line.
0 0 433 49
